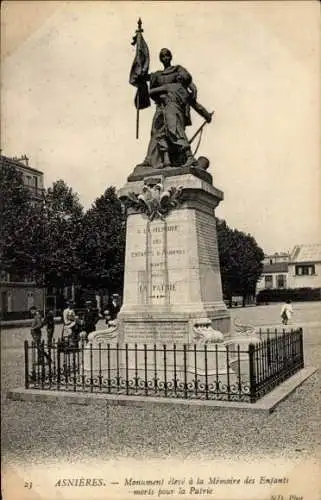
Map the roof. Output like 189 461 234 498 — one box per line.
262 262 288 274
264 252 289 258
290 244 321 263
0 155 43 175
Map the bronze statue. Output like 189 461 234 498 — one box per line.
130 21 213 170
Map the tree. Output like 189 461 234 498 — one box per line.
0 163 42 278
79 186 125 296
0 166 126 308
42 180 84 291
217 219 264 306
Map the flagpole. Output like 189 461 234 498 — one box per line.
135 18 143 140
136 97 140 140
130 18 149 140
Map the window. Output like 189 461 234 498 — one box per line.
24 272 35 283
0 270 9 282
27 292 35 310
7 292 12 312
10 272 25 282
277 274 286 289
295 265 315 276
264 275 273 289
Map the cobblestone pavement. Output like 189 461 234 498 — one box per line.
1 303 321 466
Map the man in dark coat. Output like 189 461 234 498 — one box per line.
30 306 51 362
108 294 121 321
44 309 55 347
83 300 99 340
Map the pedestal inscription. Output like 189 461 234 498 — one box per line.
127 220 187 307
123 321 188 344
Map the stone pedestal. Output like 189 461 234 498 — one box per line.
117 167 230 346
86 167 231 379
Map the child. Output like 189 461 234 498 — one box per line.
280 300 294 325
30 306 43 345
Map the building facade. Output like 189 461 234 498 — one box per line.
257 245 321 296
256 253 289 293
288 244 321 289
0 154 45 320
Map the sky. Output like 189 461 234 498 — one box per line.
1 1 320 255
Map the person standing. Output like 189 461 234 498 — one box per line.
62 301 76 345
109 294 120 321
30 307 51 363
83 300 99 341
44 309 55 347
280 300 294 325
63 301 76 328
30 306 43 345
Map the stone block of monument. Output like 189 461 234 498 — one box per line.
118 168 230 344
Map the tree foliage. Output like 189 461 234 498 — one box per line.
0 163 41 276
0 167 126 297
78 186 125 294
42 180 84 288
217 218 264 305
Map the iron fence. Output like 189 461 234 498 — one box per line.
24 328 304 403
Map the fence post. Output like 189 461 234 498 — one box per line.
48 340 53 388
24 340 29 389
98 343 102 391
134 343 138 392
163 345 167 397
282 330 287 370
183 344 188 399
31 341 36 383
81 340 85 391
57 339 61 390
237 344 242 397
194 344 198 397
41 340 46 389
72 346 77 392
154 344 158 395
144 344 148 396
125 344 129 395
226 344 230 401
90 342 93 393
299 328 304 368
204 345 208 400
107 344 111 393
248 344 257 403
116 343 120 392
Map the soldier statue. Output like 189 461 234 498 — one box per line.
130 20 213 170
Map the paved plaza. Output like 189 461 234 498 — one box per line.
1 302 321 467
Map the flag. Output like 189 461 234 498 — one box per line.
129 27 150 110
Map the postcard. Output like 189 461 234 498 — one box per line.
1 2 320 500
